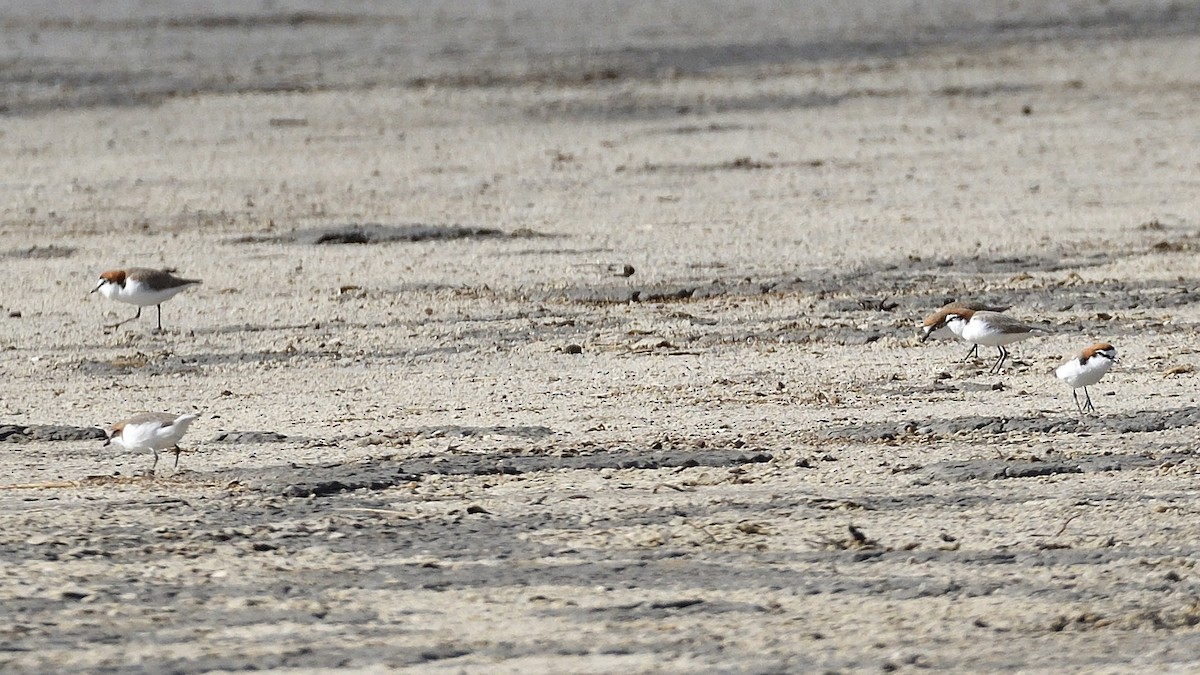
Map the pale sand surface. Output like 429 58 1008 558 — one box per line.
3 2 1200 672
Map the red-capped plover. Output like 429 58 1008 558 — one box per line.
105 412 199 473
91 267 201 331
943 309 1049 374
919 301 1011 360
1056 343 1117 414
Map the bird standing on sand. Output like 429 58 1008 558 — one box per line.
91 267 202 331
943 309 1049 374
918 301 1011 360
1056 343 1117 414
105 412 199 473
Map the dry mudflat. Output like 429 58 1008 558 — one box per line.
3 2 1200 672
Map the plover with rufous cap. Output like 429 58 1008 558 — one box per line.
104 412 198 473
943 309 1050 374
1056 343 1117 414
918 301 1012 360
91 267 201 332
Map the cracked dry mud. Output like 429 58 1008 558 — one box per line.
4 2 1200 673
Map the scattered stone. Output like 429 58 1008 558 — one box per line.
0 425 106 442
59 587 92 601
0 426 25 442
28 425 108 442
844 332 882 345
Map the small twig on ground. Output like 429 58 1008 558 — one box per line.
1054 513 1082 537
688 522 718 543
652 483 693 493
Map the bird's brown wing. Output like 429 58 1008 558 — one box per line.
119 412 181 426
126 267 202 290
975 311 1049 334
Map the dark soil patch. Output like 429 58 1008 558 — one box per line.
231 224 543 245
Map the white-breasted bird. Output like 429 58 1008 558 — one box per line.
1056 343 1117 414
918 301 1012 360
91 267 202 331
943 309 1050 374
105 412 199 473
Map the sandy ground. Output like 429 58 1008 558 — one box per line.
3 2 1200 672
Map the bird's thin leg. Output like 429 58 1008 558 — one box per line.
106 307 142 328
961 344 979 361
173 446 182 469
156 304 164 332
150 449 159 474
990 346 1008 374
1083 387 1095 414
1071 389 1083 415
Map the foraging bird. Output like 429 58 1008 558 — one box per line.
105 412 198 473
1056 343 1117 414
919 301 1012 360
91 267 202 331
943 309 1049 374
